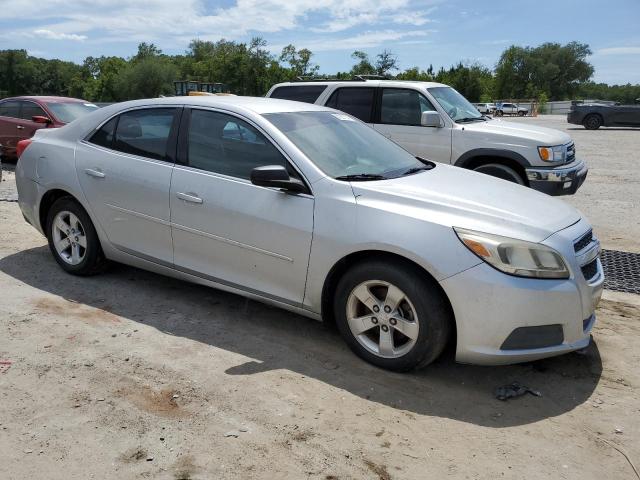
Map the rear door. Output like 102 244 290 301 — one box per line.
76 107 180 264
170 108 314 305
324 87 376 124
373 88 452 163
0 101 28 156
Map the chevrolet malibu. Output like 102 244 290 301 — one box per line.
15 97 604 371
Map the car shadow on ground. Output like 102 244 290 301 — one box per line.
0 246 603 428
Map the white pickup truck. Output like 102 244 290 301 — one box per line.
267 80 587 195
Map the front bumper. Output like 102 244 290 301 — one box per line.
526 158 588 196
440 218 603 365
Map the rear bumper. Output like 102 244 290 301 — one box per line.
567 111 583 125
526 159 588 196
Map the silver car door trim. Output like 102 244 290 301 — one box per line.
84 168 106 178
171 222 294 263
175 192 203 204
105 203 171 226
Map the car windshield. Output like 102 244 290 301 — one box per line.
45 102 99 123
428 86 483 122
264 111 427 179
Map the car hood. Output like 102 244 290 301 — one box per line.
351 164 581 243
462 118 571 145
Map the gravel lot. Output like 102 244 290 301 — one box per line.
1 116 639 480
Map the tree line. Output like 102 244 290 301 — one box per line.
1 39 638 104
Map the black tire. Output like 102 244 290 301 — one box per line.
473 163 524 185
45 197 108 275
495 110 503 117
334 260 452 371
518 111 526 116
583 114 602 130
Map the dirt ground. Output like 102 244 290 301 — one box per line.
1 117 640 480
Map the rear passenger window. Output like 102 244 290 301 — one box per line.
0 101 21 119
20 101 47 121
325 88 375 122
112 109 176 160
380 89 436 126
270 85 327 104
89 117 117 148
188 109 285 179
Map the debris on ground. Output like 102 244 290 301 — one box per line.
0 360 12 374
495 382 542 401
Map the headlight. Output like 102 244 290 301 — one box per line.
454 228 569 279
538 145 565 162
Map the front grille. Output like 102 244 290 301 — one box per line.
566 143 575 163
581 259 598 281
574 230 593 253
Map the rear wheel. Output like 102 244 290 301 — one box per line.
583 114 602 130
473 163 524 185
495 110 503 117
334 260 451 371
46 197 108 275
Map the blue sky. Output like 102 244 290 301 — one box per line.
1 0 639 84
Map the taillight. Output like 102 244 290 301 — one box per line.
16 139 32 158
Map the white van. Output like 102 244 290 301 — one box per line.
266 80 587 195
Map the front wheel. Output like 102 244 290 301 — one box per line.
518 111 526 116
334 260 452 371
46 197 108 275
473 163 524 185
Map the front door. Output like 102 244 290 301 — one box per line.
170 108 314 305
76 107 179 264
373 88 452 163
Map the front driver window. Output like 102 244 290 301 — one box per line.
380 88 436 126
188 109 286 180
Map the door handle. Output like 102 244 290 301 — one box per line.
16 125 25 130
176 192 203 204
84 168 105 178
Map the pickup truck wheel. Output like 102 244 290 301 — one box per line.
518 111 526 116
583 114 602 130
45 197 108 276
334 260 451 371
473 163 524 185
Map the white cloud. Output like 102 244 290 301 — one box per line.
33 29 87 41
596 46 640 56
274 29 433 52
0 0 438 44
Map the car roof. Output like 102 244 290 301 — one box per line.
272 79 450 89
109 96 334 115
1 96 90 104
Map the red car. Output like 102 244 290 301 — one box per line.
0 96 99 160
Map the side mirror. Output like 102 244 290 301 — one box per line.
421 111 443 127
32 115 51 124
250 165 306 193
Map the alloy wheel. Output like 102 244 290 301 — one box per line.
52 210 87 265
346 280 419 359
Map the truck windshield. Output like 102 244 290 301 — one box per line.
428 87 483 122
265 111 427 180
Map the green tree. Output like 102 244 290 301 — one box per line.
349 51 375 76
279 44 319 79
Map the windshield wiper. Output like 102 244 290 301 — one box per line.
334 173 387 181
456 116 486 123
401 165 434 176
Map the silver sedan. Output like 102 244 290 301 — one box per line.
15 96 603 370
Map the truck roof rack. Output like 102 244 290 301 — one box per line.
292 74 392 83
